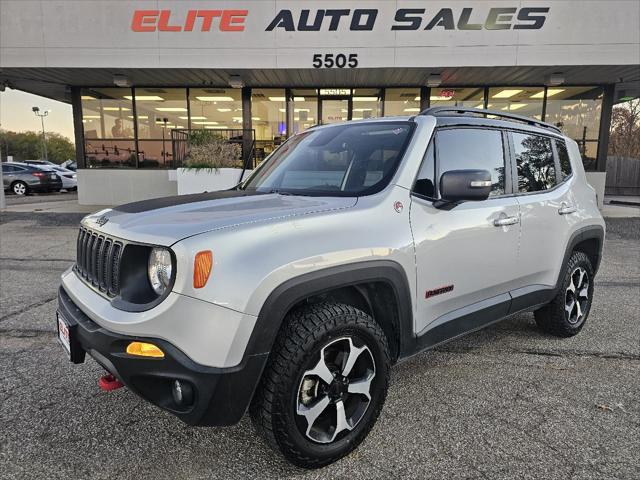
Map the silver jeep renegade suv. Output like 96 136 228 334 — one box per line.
57 108 604 468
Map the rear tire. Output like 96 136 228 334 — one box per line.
535 251 594 337
11 181 28 196
250 302 390 469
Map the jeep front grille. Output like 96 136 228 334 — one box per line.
75 227 123 296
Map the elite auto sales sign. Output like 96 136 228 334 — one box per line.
132 7 549 33
130 5 551 69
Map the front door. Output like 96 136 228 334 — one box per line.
410 127 521 341
320 98 350 124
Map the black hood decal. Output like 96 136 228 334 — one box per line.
113 189 265 214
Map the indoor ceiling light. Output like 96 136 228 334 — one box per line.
125 95 163 101
430 95 455 101
269 97 286 102
352 97 379 102
82 115 100 119
129 115 148 119
217 108 232 112
232 116 242 121
192 121 219 125
353 108 373 112
531 88 565 99
279 108 286 113
196 96 234 101
503 103 527 110
102 106 130 111
414 96 421 101
252 117 261 120
492 89 523 99
205 125 227 129
155 107 188 112
81 95 96 100
403 108 420 112
183 116 206 120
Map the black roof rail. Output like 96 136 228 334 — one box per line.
419 106 561 134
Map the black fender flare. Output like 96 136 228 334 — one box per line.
555 225 605 291
243 260 415 362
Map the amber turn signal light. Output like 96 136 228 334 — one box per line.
193 250 213 289
126 342 164 358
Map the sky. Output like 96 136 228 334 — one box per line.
0 88 75 140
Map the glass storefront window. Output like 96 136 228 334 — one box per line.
384 88 421 116
252 89 287 161
134 88 188 139
352 89 382 120
488 87 544 119
544 87 603 171
81 88 134 140
189 88 242 132
291 89 318 134
84 139 136 168
430 87 484 109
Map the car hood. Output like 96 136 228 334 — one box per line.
82 190 358 246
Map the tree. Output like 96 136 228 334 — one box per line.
608 99 640 159
0 130 75 163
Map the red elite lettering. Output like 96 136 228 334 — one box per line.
131 10 159 32
197 10 223 32
221 10 248 31
183 10 198 32
157 10 181 32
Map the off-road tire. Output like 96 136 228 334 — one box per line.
535 251 594 337
250 302 390 469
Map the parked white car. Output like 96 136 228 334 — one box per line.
57 108 604 468
51 166 77 191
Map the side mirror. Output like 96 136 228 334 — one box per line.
439 169 492 202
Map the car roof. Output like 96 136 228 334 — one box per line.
433 115 566 139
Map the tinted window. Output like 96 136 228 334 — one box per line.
555 140 572 180
242 122 413 196
513 133 556 193
413 142 435 198
437 128 505 196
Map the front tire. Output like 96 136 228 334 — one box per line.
250 302 390 468
535 251 594 337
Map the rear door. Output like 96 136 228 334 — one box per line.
510 132 578 291
410 127 521 339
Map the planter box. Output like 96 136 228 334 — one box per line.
177 168 253 195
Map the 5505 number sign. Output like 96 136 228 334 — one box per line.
312 53 359 68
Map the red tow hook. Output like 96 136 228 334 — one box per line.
98 374 124 392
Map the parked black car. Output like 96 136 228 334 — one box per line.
2 162 63 195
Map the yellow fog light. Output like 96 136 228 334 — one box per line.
126 342 164 358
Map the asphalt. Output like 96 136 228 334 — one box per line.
0 216 638 480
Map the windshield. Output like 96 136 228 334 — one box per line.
240 121 414 196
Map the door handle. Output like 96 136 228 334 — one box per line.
558 204 577 215
493 216 519 227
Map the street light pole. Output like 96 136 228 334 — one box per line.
32 106 49 161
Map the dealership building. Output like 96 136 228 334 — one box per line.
1 0 639 204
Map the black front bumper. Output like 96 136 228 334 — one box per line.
57 286 268 426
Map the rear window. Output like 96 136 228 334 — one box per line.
555 140 573 180
512 132 556 193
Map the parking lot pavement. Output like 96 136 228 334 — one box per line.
3 191 78 206
1 216 638 480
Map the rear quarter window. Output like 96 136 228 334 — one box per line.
512 132 556 193
555 140 573 180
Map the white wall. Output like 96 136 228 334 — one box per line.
78 169 177 205
1 1 638 69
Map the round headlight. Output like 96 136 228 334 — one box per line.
148 247 173 295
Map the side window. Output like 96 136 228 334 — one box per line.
413 142 435 198
512 132 556 193
437 128 506 196
2 165 17 173
555 140 572 180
